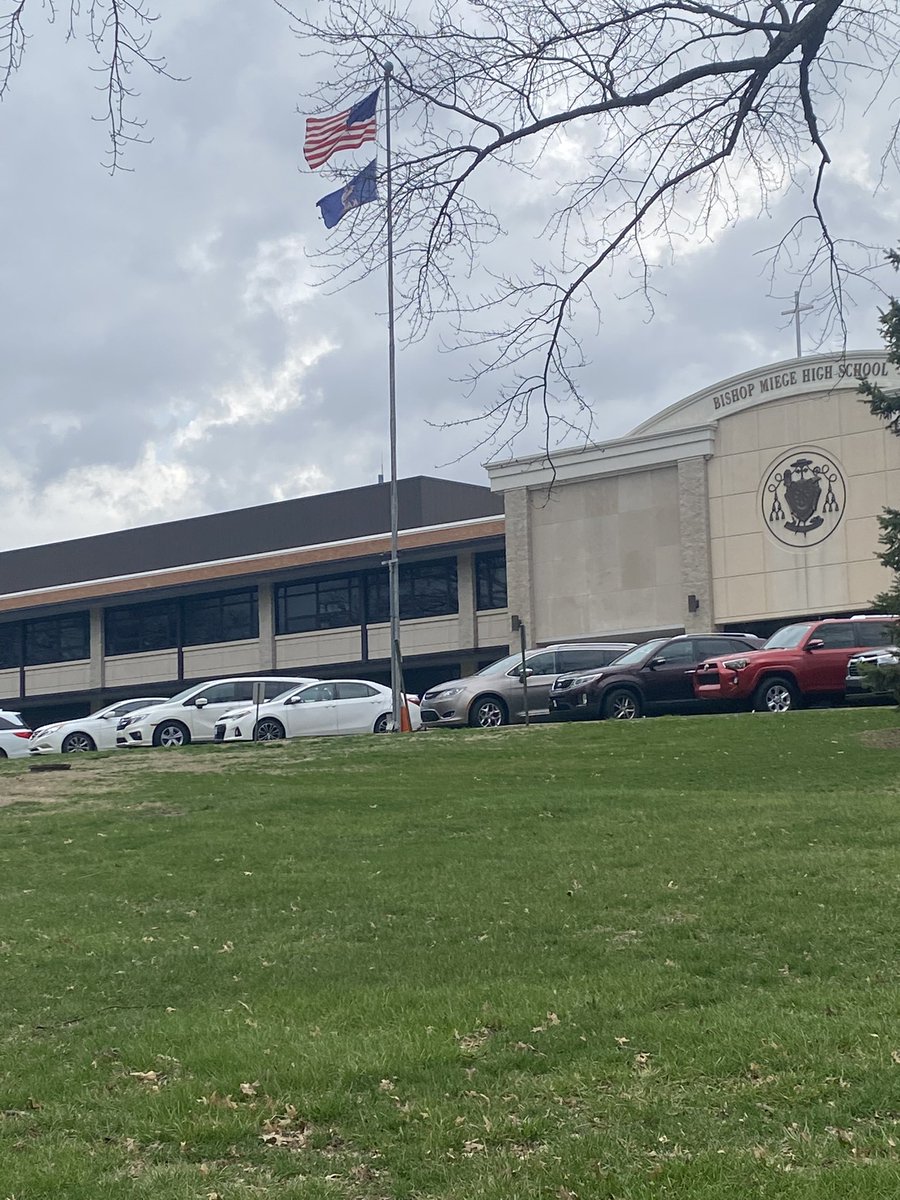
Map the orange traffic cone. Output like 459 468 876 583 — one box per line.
399 697 412 732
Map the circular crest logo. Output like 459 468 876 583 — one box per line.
760 448 846 548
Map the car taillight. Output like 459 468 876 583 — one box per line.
14 731 32 739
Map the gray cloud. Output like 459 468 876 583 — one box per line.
0 2 898 552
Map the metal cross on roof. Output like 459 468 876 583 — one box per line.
781 289 814 359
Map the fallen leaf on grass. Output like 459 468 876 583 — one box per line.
199 1091 238 1109
260 1107 310 1151
455 1027 492 1053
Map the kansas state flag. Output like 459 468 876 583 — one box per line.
316 160 378 229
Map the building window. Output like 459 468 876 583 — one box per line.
275 575 362 635
182 589 259 646
105 601 179 657
0 622 22 670
366 558 458 623
24 613 90 666
475 550 507 610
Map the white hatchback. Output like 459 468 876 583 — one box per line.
30 697 170 755
116 676 318 749
214 679 422 743
0 710 33 760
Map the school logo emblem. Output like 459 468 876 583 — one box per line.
761 449 845 547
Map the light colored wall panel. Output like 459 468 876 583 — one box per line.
723 573 767 620
841 395 887 436
717 410 759 456
848 470 888 519
844 516 883 563
0 669 20 703
275 628 362 669
367 616 460 658
183 640 262 678
26 661 91 695
847 557 894 605
529 468 682 640
755 401 803 451
708 494 724 539
840 430 887 476
476 610 510 646
795 395 842 439
104 650 180 687
723 532 765 579
722 450 762 495
707 457 723 500
721 492 761 538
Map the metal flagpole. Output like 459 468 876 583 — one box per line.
384 61 403 732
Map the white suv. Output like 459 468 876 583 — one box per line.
420 643 636 728
116 676 318 748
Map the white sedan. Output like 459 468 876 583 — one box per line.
214 679 423 743
29 697 170 755
0 710 33 760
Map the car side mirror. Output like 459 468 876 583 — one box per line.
194 696 208 708
648 657 666 669
805 639 825 651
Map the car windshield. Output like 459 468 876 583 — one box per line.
475 652 531 676
604 639 668 668
764 623 813 649
166 684 202 704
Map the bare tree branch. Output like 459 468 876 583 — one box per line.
291 0 900 458
0 0 182 170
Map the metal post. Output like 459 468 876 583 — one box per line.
384 61 402 731
519 620 529 726
512 614 530 727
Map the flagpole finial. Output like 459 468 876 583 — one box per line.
384 60 394 77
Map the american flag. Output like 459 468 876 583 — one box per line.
303 88 379 170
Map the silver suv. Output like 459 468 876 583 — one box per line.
421 643 636 728
845 645 899 701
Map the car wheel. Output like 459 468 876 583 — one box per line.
0 748 7 759
152 720 191 748
468 696 508 728
61 731 96 753
753 676 800 714
601 687 642 720
254 717 286 742
373 712 392 733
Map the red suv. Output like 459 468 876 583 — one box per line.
693 616 897 713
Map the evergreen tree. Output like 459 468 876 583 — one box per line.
859 249 900 616
859 254 900 700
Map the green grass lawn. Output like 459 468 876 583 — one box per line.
1 707 899 1198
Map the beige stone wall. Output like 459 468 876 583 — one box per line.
709 389 899 622
527 466 684 640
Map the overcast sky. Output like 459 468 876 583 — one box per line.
1 1 898 553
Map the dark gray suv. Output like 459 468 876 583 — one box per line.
421 642 636 728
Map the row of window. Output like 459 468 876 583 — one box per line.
0 551 508 667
